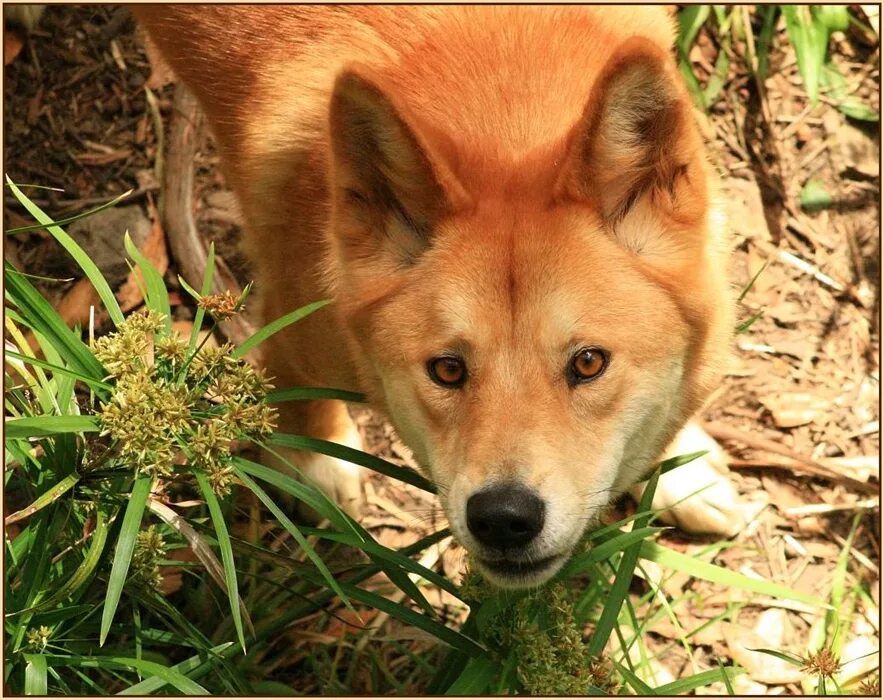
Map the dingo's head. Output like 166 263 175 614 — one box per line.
326 38 732 587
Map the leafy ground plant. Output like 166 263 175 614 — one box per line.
5 180 472 693
678 5 879 121
5 181 832 694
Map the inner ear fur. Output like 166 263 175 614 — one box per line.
328 66 468 260
557 37 707 233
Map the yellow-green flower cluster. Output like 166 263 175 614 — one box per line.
93 308 164 377
460 567 616 695
26 625 52 652
130 525 166 590
94 309 277 493
100 368 191 478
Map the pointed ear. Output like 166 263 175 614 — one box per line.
328 67 468 262
556 38 707 248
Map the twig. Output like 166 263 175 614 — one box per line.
162 83 253 346
784 500 879 518
777 249 847 293
144 86 164 210
702 420 879 495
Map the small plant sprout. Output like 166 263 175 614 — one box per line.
130 525 167 590
802 646 842 682
25 626 53 653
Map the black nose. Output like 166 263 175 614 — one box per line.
466 484 545 549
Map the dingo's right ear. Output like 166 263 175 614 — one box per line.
329 67 469 263
556 38 707 257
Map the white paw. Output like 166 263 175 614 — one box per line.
267 423 365 522
630 422 767 537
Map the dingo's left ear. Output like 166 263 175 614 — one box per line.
329 66 469 263
557 37 707 248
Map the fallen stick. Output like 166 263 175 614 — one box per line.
162 83 254 348
702 421 879 496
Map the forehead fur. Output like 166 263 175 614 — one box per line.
372 202 690 360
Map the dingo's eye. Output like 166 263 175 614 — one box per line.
568 347 608 384
428 356 467 388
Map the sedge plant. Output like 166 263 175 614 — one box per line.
5 179 832 694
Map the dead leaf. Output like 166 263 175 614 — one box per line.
116 199 169 312
759 392 828 428
55 277 102 330
3 28 24 66
723 176 772 244
159 546 196 596
723 621 804 684
761 475 808 511
836 635 879 687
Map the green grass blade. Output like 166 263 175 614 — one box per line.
658 449 708 475
639 540 828 607
6 189 133 235
755 5 778 81
234 468 354 613
319 530 460 598
5 415 99 439
718 657 736 695
747 647 803 666
4 473 80 525
44 655 208 694
6 176 124 327
737 260 770 302
782 6 828 104
335 579 484 655
118 643 234 695
655 667 745 694
676 5 711 111
233 454 355 534
702 18 732 107
612 659 655 695
233 299 331 359
269 433 436 493
32 508 110 612
444 656 496 695
378 561 437 618
100 476 153 646
5 264 106 380
559 527 665 578
4 350 112 392
736 310 764 334
266 387 367 403
24 654 48 695
124 232 171 332
184 242 215 355
195 472 246 653
678 5 710 53
587 468 661 656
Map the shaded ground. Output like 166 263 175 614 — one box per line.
4 5 880 694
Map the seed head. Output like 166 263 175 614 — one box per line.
802 647 841 679
198 290 241 321
131 526 166 590
858 675 880 696
25 626 52 652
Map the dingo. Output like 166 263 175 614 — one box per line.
136 5 732 587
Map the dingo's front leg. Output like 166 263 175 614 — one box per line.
266 398 365 522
